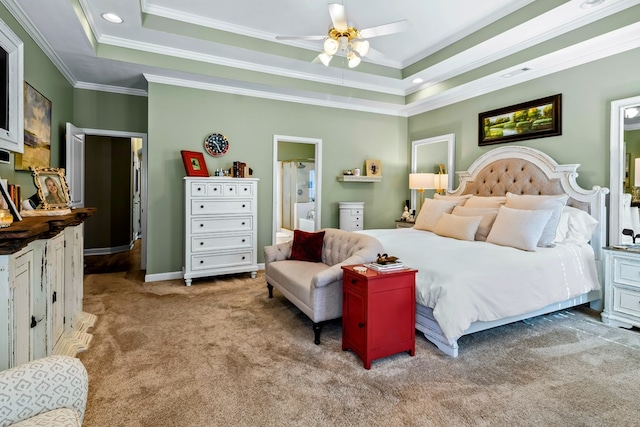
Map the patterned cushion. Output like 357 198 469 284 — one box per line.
289 230 325 262
0 356 88 427
11 408 80 426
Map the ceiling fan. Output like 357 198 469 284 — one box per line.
275 3 408 68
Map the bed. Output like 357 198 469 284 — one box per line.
359 146 608 357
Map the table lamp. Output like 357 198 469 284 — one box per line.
409 173 435 210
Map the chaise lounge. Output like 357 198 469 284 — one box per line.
264 228 383 344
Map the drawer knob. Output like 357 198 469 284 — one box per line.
200 224 204 227
214 188 218 192
200 242 204 245
200 260 204 264
244 188 248 191
242 204 246 208
200 205 204 209
242 239 246 243
242 222 246 225
358 322 364 328
197 187 202 191
351 279 357 284
242 256 246 260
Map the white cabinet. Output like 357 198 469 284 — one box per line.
0 213 95 371
339 202 364 231
184 177 259 286
602 248 640 329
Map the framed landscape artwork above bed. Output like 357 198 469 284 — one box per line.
478 94 562 146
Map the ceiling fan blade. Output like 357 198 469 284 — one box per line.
359 20 409 38
276 35 326 41
362 46 385 61
328 3 348 32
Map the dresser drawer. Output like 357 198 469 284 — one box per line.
191 250 254 271
191 199 253 215
613 285 640 317
343 220 363 231
190 182 224 197
191 234 253 252
348 208 363 216
191 216 253 234
613 256 640 288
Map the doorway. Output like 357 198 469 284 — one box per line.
272 135 322 245
65 125 148 270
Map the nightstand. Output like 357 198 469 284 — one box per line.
602 247 640 329
395 220 415 229
341 264 417 369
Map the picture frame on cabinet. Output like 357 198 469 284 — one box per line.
478 93 562 146
0 181 21 221
181 150 210 177
31 167 70 210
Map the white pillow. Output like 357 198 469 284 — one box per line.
554 206 598 245
434 212 482 241
452 206 499 241
486 206 553 252
414 198 460 232
434 194 472 206
464 196 507 208
505 192 569 247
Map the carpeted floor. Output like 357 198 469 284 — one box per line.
79 271 640 427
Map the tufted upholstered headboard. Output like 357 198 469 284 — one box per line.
449 146 608 260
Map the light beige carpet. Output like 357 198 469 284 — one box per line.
80 271 640 427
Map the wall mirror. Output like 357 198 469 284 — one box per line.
410 133 455 212
609 95 640 246
272 135 323 245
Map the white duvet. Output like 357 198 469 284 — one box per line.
358 228 600 341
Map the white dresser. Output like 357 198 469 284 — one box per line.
601 247 640 329
183 177 259 286
339 202 364 231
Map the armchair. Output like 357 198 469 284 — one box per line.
0 355 88 426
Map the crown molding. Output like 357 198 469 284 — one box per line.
74 81 148 97
99 34 406 96
0 0 77 86
143 73 406 117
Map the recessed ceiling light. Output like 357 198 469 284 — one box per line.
412 78 424 84
102 13 123 24
580 0 605 9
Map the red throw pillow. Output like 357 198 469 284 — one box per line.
289 230 325 262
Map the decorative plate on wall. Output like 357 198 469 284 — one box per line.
204 133 229 157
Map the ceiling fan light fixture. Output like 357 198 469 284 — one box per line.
351 38 370 57
347 50 361 68
318 52 333 67
323 38 339 56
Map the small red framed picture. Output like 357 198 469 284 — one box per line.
180 150 210 177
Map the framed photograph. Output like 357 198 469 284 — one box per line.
181 150 209 177
15 81 52 170
366 159 382 177
478 94 562 146
31 167 70 209
0 181 21 221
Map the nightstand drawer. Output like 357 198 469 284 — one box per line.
614 256 640 288
613 286 640 317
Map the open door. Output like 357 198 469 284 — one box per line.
65 123 85 208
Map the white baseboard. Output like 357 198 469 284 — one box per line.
145 265 264 283
85 241 135 256
144 271 184 282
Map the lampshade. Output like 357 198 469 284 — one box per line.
347 50 361 68
323 38 339 56
409 173 435 190
635 158 640 187
318 52 333 67
434 173 449 191
351 38 370 56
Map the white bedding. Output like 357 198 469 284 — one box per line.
358 228 600 342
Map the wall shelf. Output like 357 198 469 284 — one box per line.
337 175 382 183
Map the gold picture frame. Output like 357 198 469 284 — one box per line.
366 159 382 177
31 167 70 209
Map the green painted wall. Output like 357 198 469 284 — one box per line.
408 47 640 193
73 89 147 132
147 83 408 274
0 5 73 194
278 141 315 161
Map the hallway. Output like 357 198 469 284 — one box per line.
84 239 144 281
